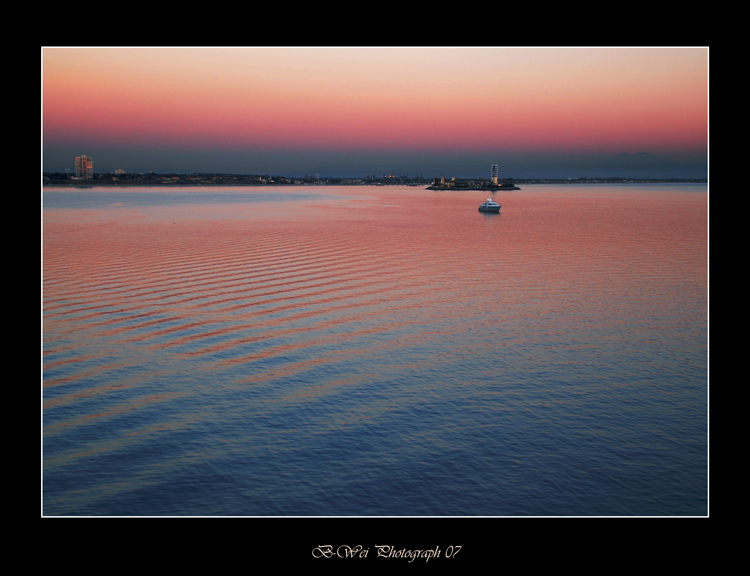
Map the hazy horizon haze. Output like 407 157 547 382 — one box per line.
42 47 709 179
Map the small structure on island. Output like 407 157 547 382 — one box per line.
426 163 520 191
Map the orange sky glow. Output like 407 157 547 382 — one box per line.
42 47 708 177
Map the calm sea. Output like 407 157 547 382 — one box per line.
42 183 708 516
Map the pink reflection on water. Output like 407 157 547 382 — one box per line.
44 185 707 398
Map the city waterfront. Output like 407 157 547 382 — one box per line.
42 183 708 516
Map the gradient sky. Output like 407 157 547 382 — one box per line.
42 47 708 178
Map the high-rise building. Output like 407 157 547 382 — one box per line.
491 164 498 185
75 155 93 179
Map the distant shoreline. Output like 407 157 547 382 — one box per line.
43 177 707 188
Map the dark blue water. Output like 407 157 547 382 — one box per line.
42 184 708 516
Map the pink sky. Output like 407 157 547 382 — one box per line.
42 47 708 177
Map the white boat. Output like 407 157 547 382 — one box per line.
478 198 501 213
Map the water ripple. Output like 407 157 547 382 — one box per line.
43 185 708 516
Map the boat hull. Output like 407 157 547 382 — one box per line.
478 206 500 213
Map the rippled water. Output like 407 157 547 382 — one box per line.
42 184 708 516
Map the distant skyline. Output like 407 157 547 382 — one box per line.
42 47 709 179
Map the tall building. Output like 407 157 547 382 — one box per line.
75 155 93 179
491 164 498 185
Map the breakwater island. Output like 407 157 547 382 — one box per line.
427 179 521 191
